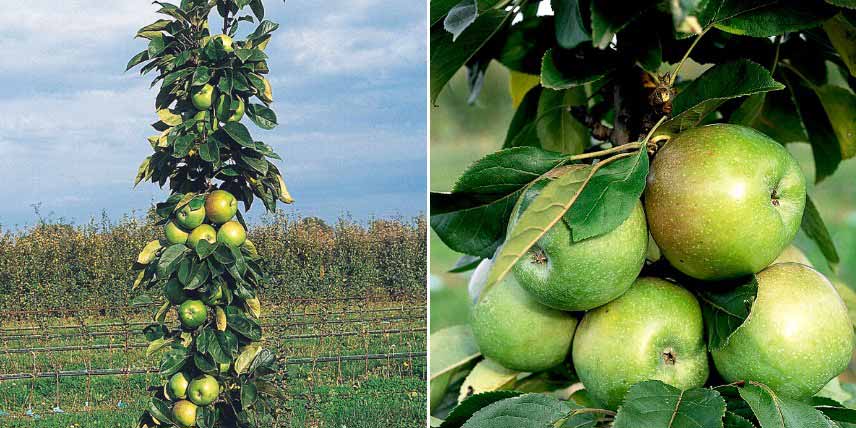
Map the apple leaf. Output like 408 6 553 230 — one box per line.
590 1 658 49
196 405 216 428
697 275 758 350
137 240 163 265
724 412 755 428
145 337 175 357
430 325 481 382
710 0 837 38
458 393 570 428
485 165 591 295
613 381 726 428
222 122 254 148
431 9 510 103
801 195 841 266
453 147 567 194
563 148 648 242
739 382 838 428
814 401 856 424
149 398 176 425
159 347 189 376
444 0 478 42
824 15 856 78
552 0 591 49
503 85 542 148
536 88 588 155
235 344 262 375
441 391 524 428
157 244 188 278
815 85 856 161
787 74 842 182
457 359 521 404
247 103 277 130
540 48 616 90
660 60 784 135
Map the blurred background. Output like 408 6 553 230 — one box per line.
429 64 856 333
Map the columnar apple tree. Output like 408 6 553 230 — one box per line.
127 1 290 427
430 1 856 426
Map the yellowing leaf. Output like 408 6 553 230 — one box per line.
157 109 183 126
509 71 540 108
134 157 152 187
825 15 856 78
458 359 522 403
235 344 262 375
137 240 163 264
158 131 170 148
260 78 273 103
215 307 227 331
132 269 146 290
243 239 259 257
277 175 294 204
245 297 261 318
154 302 170 323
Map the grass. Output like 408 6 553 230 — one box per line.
0 298 427 427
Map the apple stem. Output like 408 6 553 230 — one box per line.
670 27 710 86
566 143 642 162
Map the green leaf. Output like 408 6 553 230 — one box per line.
159 348 189 376
441 391 525 428
801 195 841 265
552 0 591 49
697 276 758 349
739 383 837 427
724 412 756 428
149 398 175 425
226 307 262 340
563 149 648 241
222 122 254 147
247 20 279 41
485 166 591 293
145 337 175 357
239 152 269 175
540 48 616 90
613 381 726 428
246 103 278 129
241 382 258 409
235 344 262 375
459 394 569 428
445 0 479 42
815 85 856 160
453 147 566 194
250 0 265 20
431 191 522 258
430 10 510 103
504 85 543 148
536 88 588 154
157 244 188 278
825 14 856 77
192 66 211 86
430 326 480 410
148 34 167 57
127 50 150 71
196 405 216 428
788 75 842 182
590 1 658 49
199 138 220 163
661 60 784 135
713 1 837 38
730 90 808 144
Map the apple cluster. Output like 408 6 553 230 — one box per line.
164 190 247 251
470 124 855 409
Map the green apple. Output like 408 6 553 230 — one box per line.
167 372 190 400
772 244 812 266
470 274 577 372
187 224 216 249
644 124 807 280
711 263 854 400
201 283 224 306
172 400 197 428
178 299 208 329
175 204 206 230
164 221 190 245
215 95 245 122
187 375 220 406
572 277 709 409
191 84 216 111
205 190 238 224
191 110 217 134
217 221 246 247
510 174 648 311
211 34 234 53
163 279 188 305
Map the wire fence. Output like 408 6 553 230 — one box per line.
0 294 427 426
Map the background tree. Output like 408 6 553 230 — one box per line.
430 0 856 426
127 1 290 426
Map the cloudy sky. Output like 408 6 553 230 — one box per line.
0 1 426 228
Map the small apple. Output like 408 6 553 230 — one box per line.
211 34 234 53
191 110 217 134
572 277 709 409
163 279 188 305
164 221 190 245
644 124 807 280
205 190 238 224
175 204 206 230
215 95 245 122
167 372 191 400
178 300 208 329
711 263 854 400
187 375 220 406
187 224 216 249
172 400 197 428
510 174 648 311
470 273 577 372
217 221 246 247
191 84 216 111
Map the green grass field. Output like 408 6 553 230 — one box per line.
430 65 856 332
0 298 427 427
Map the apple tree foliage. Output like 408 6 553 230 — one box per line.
127 0 290 427
430 0 856 426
